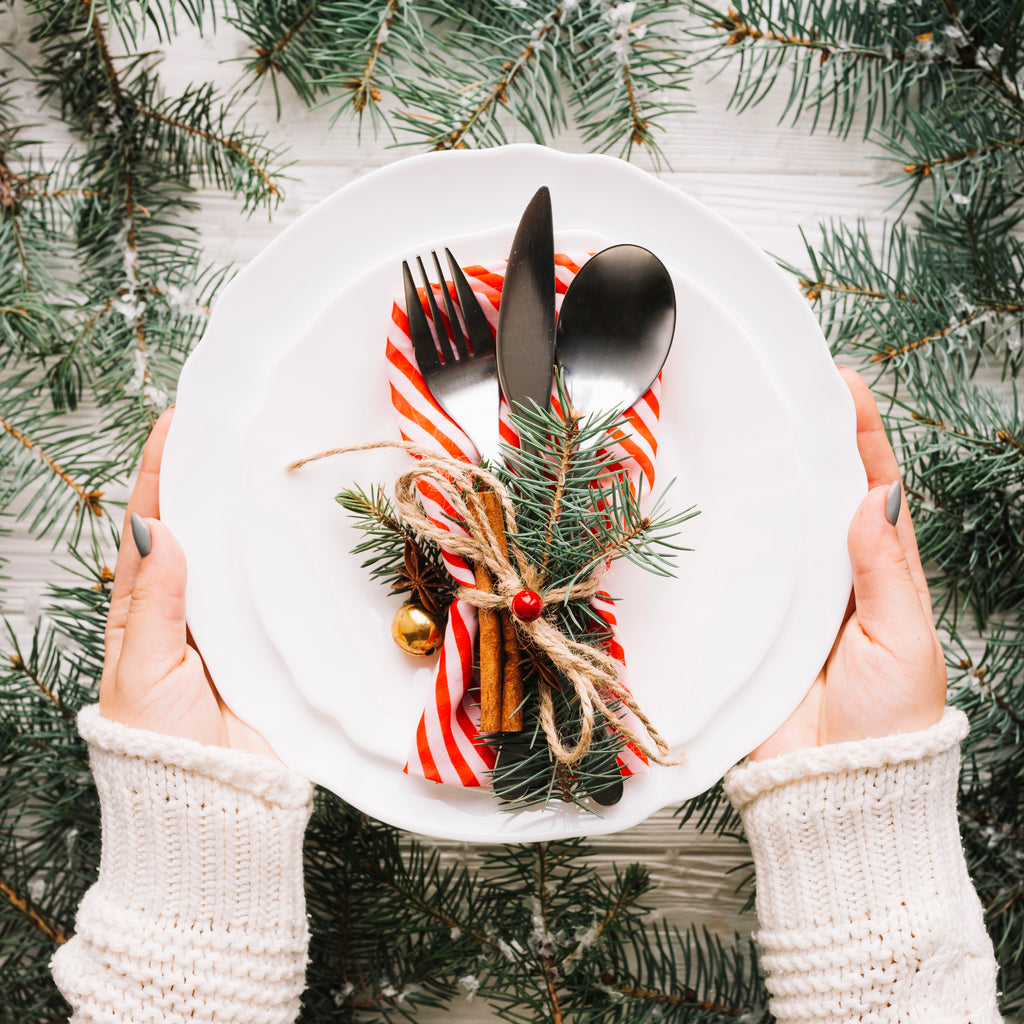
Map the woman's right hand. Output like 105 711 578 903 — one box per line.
99 408 277 759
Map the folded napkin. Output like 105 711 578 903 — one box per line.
386 254 662 789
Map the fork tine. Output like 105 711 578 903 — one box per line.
416 256 455 365
403 261 439 373
445 249 494 356
431 251 471 360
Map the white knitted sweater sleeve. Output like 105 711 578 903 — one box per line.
51 704 315 1024
723 707 1003 1024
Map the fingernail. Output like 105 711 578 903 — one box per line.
130 513 152 557
885 481 902 526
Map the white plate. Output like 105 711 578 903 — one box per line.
161 145 865 842
239 233 801 767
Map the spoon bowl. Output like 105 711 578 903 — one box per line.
556 244 676 417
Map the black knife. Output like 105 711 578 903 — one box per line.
496 186 556 421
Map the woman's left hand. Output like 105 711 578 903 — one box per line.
99 408 278 758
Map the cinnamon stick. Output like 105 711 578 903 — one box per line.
475 564 503 731
500 613 523 731
473 491 504 733
481 490 524 732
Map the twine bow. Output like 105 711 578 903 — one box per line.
289 440 681 768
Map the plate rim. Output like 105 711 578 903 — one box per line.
161 144 865 842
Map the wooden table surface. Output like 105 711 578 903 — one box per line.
1 13 897 1020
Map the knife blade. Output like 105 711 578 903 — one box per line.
496 185 556 420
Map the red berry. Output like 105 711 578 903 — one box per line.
512 589 544 618
511 589 543 622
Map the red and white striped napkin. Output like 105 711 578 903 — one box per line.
385 254 662 789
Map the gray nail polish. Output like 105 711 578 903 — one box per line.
130 512 152 557
885 481 902 526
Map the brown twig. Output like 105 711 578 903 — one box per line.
598 977 746 1016
0 147 32 279
0 415 104 516
0 877 68 945
9 652 64 713
997 429 1024 454
366 864 501 953
133 102 279 197
432 11 563 150
903 134 1024 177
870 311 978 362
20 187 111 201
559 873 633 970
344 0 401 113
621 62 648 146
0 148 23 216
253 2 320 76
910 413 1024 460
799 277 917 304
714 7 833 55
536 845 566 1024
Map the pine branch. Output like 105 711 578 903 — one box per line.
0 877 68 946
688 0 959 138
786 217 1024 374
0 77 79 377
675 780 745 839
232 0 424 129
572 922 764 1022
0 612 99 1020
130 86 287 207
880 84 1024 209
233 1 691 158
388 4 569 152
890 376 1024 627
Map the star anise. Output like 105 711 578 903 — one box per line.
392 537 448 618
518 635 563 694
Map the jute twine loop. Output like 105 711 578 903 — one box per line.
288 440 681 768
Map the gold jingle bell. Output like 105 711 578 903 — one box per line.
391 602 443 656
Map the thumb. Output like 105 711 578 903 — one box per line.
115 515 190 694
847 481 928 652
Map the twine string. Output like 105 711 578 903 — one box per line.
288 440 681 767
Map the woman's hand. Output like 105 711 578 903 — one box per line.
99 408 278 758
751 367 947 761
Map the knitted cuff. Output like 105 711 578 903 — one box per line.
724 708 1002 1024
52 705 315 1024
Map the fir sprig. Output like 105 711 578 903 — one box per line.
504 398 696 590
786 216 1024 378
688 0 959 137
881 88 1024 210
0 619 98 1022
893 376 1024 627
227 1 690 159
335 483 456 612
336 396 695 810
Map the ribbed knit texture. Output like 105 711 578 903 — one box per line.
724 707 1003 1024
51 705 315 1024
